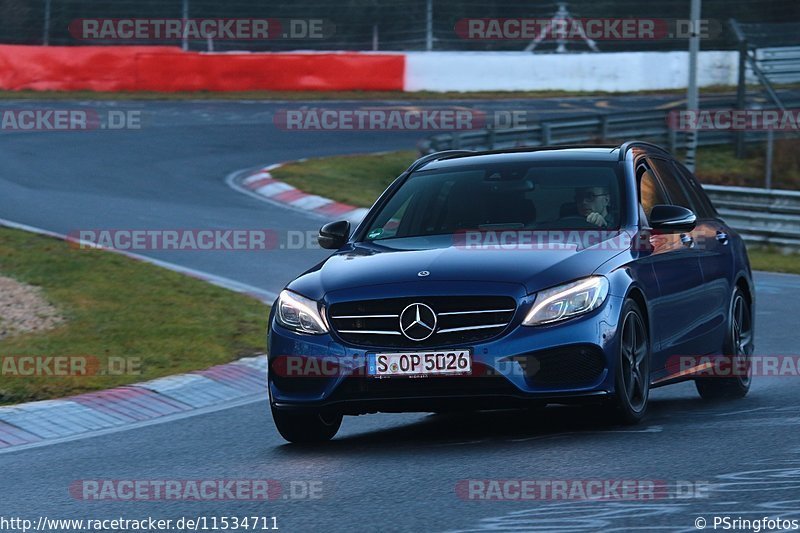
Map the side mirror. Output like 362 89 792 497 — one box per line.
318 220 350 249
648 205 696 233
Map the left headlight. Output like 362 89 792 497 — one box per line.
523 276 609 326
275 290 329 334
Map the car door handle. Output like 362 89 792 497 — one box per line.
680 233 695 248
716 231 729 245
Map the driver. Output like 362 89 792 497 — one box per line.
575 186 612 228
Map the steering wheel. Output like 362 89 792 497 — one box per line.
557 214 594 228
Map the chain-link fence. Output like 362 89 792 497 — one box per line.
2 0 798 52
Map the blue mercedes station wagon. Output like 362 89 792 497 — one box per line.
268 142 755 443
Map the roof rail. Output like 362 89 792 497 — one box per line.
617 140 670 161
406 150 474 173
418 144 620 162
471 144 619 157
414 143 665 169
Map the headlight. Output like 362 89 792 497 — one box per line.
275 290 329 334
523 276 609 326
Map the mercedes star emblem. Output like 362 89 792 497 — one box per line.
399 303 437 341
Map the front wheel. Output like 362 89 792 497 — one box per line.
606 299 650 424
695 287 753 400
271 404 342 443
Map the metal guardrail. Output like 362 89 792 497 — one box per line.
704 185 800 251
757 47 800 85
419 99 800 154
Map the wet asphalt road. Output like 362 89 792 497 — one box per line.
0 96 798 532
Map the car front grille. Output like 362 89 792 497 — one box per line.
329 295 516 348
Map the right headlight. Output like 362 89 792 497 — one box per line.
275 290 329 334
523 276 609 326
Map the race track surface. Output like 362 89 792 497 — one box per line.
0 96 798 532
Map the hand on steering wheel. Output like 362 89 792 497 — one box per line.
586 212 608 228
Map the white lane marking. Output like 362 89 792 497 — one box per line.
714 406 773 416
509 432 575 443
595 425 664 433
508 425 663 443
0 395 265 455
0 217 278 303
430 439 487 447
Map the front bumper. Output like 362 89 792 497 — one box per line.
268 295 623 415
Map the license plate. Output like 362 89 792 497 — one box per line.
367 350 472 377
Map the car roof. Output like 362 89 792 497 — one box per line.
421 147 618 171
414 142 671 172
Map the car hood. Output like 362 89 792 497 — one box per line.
287 231 630 299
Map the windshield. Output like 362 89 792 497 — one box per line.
362 161 623 242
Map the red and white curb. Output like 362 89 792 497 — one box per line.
228 163 369 223
0 356 266 451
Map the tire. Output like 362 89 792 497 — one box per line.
605 299 651 424
271 404 342 444
695 287 753 400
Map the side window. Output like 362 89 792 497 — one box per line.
673 161 717 218
648 158 694 212
637 163 667 222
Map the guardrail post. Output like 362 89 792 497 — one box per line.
42 0 51 45
599 115 609 141
765 130 774 189
668 126 677 154
541 123 552 146
181 0 190 51
426 0 434 51
735 38 748 158
486 124 496 150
